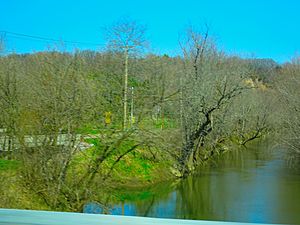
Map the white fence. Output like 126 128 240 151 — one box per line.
0 209 278 225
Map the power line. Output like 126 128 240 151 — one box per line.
0 30 103 47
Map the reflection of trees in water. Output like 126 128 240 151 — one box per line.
126 196 156 217
276 170 300 224
125 182 177 217
205 141 275 170
137 195 155 216
286 150 300 168
174 141 276 221
125 154 300 223
175 176 214 220
111 140 300 223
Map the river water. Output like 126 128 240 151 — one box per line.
85 141 300 224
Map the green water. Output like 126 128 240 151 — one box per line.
86 141 300 224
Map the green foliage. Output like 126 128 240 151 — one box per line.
0 159 20 171
139 117 178 130
114 152 154 181
76 124 101 135
154 117 178 129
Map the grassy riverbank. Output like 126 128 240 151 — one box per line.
0 133 261 211
0 144 175 210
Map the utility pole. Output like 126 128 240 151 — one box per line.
123 47 129 130
130 86 134 127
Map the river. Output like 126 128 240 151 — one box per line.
85 141 300 224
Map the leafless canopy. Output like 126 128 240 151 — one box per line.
104 17 148 54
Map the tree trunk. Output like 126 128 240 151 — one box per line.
123 48 129 130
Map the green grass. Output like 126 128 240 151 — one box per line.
70 124 175 190
139 117 179 130
76 124 100 135
0 159 20 171
115 154 154 181
71 134 169 184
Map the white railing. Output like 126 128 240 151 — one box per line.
0 208 280 225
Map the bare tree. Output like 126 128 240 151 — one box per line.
0 35 4 53
0 55 21 158
275 57 300 163
177 27 250 177
16 52 95 210
15 51 161 211
104 17 147 130
225 87 270 146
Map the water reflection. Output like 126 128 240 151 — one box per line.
85 141 300 224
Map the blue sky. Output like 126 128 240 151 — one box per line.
1 0 300 62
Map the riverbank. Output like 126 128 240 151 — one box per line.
0 135 269 211
0 145 176 210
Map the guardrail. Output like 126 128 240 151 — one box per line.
0 134 93 156
0 209 279 225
